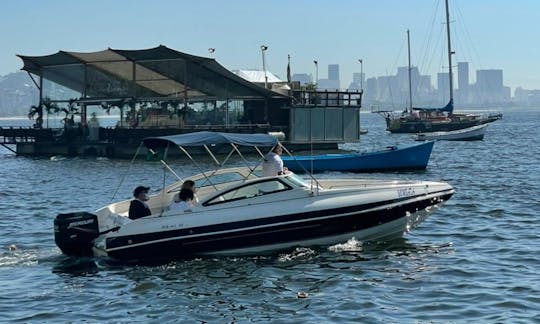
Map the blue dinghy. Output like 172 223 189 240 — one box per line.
282 141 434 173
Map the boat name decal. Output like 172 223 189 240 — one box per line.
397 187 416 198
161 223 184 230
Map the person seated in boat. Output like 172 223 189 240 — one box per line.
262 144 288 177
169 188 194 212
128 186 152 220
181 179 198 204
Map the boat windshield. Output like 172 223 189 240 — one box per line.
286 173 310 188
195 172 247 188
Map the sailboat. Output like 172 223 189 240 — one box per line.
379 0 502 134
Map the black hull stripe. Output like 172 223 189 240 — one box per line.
106 192 453 260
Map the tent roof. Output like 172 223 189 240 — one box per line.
17 45 288 100
142 131 278 149
233 70 284 83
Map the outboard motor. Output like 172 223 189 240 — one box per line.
54 212 99 256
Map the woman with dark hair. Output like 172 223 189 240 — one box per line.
169 188 194 212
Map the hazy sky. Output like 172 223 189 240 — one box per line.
1 0 539 91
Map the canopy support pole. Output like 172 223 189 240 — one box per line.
244 145 272 179
230 143 259 176
150 149 182 181
109 142 143 203
26 72 40 90
178 146 218 190
201 145 237 181
280 145 322 191
203 144 221 166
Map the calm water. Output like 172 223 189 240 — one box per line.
1 109 539 322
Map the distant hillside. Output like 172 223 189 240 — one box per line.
0 72 39 117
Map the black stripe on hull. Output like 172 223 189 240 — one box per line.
106 192 453 261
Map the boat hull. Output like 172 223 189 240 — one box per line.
282 141 434 173
414 124 488 141
387 113 501 133
101 189 453 261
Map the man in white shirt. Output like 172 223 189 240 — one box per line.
262 144 287 177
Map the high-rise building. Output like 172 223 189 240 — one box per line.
396 66 419 92
474 69 508 103
437 72 450 102
364 77 377 102
476 69 503 91
291 73 311 85
348 72 365 91
457 62 469 90
328 64 340 81
327 64 340 89
352 72 364 85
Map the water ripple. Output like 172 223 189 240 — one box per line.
1 111 540 321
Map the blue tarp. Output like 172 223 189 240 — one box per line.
143 131 278 149
412 100 454 113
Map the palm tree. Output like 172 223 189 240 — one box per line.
27 104 43 128
42 98 59 128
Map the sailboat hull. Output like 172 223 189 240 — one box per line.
380 0 502 134
386 113 501 133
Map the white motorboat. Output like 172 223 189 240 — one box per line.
413 124 489 141
54 131 454 261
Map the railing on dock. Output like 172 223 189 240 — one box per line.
0 127 54 144
290 90 362 108
0 124 287 145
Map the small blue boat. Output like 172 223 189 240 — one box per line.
282 141 434 173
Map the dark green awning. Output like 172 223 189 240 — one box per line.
17 45 287 101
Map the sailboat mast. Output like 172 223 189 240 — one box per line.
445 0 454 103
407 29 413 112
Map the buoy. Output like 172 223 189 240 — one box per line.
8 244 17 251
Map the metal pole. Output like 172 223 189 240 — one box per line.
359 59 363 91
313 60 318 89
81 64 88 126
39 73 43 128
261 45 268 89
445 0 454 104
407 30 413 112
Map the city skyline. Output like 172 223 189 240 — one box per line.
1 1 540 91
292 61 513 106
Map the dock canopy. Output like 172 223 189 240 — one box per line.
143 131 278 149
17 45 287 100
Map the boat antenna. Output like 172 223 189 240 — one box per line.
280 145 321 188
445 0 454 107
159 158 168 215
309 108 315 194
407 29 413 113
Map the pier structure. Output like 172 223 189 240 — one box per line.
1 46 362 157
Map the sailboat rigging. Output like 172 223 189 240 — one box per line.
377 0 502 134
